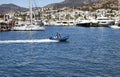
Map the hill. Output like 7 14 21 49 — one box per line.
44 0 102 9
0 4 28 14
44 0 119 10
78 0 119 11
0 0 119 14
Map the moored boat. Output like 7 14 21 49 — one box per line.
76 20 91 27
12 0 45 31
0 22 11 31
13 24 45 31
117 20 120 26
110 25 120 29
96 17 115 27
110 20 120 29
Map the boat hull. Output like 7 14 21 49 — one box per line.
110 25 120 29
76 23 91 27
12 25 45 31
49 36 69 42
13 27 45 31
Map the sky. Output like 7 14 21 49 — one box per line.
0 0 64 7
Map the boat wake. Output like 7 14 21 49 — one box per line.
0 39 59 44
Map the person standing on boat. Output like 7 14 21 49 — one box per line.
56 33 61 38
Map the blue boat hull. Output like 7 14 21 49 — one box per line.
49 36 69 42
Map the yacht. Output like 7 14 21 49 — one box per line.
76 16 98 27
76 20 92 27
12 0 45 31
96 17 115 27
110 20 120 29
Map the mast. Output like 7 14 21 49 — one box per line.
118 0 120 20
29 0 32 25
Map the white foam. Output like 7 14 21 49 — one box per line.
0 39 59 44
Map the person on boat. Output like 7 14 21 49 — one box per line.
56 33 61 38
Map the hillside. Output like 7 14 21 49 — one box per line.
0 4 27 14
78 0 119 11
0 0 119 14
44 0 102 9
44 0 119 10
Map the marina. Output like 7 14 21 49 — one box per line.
0 0 120 76
12 0 45 31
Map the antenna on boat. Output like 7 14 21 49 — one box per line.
29 0 32 25
118 0 120 20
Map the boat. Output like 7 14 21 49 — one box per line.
49 36 69 42
110 0 120 29
110 20 120 29
0 22 10 31
117 20 120 26
76 20 92 27
49 34 69 42
12 0 45 31
96 16 115 27
13 23 45 31
76 15 98 27
110 25 120 29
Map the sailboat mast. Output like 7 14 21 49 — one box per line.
29 0 32 25
118 0 120 20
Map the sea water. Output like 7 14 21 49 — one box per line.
0 26 120 77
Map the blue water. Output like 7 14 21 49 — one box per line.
0 26 120 77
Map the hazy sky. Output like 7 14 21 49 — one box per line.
0 0 64 7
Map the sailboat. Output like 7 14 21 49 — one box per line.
12 0 45 31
